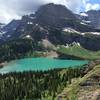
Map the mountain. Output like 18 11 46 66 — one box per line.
0 3 100 51
79 10 100 30
0 23 5 29
2 20 21 32
0 20 21 41
35 3 96 32
87 10 100 30
0 23 6 38
0 3 100 99
1 3 96 37
35 3 76 27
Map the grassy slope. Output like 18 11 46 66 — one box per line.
57 45 100 60
58 64 100 100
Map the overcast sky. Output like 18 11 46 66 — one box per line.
0 0 100 23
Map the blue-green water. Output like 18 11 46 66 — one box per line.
0 58 88 74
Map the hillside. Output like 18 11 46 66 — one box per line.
57 44 100 60
58 63 100 100
0 66 85 100
0 2 100 100
79 10 100 30
0 38 100 63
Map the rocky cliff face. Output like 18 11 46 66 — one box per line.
1 3 96 37
78 64 100 100
79 10 100 30
87 10 100 30
35 3 77 27
0 3 100 51
58 62 100 100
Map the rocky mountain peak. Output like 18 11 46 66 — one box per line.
79 10 100 30
35 3 77 27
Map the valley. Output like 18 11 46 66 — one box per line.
0 3 100 100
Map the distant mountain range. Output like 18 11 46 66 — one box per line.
79 10 100 30
0 3 100 51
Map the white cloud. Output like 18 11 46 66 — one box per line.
43 0 83 13
0 0 99 23
0 0 41 23
85 3 100 11
82 0 89 5
0 7 21 23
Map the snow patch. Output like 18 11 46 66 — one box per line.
27 22 33 25
81 32 100 35
89 32 100 35
72 42 80 46
80 22 87 25
35 24 38 26
81 33 85 35
65 44 69 48
26 35 31 38
82 20 91 23
30 16 36 19
62 42 81 49
63 27 80 34
7 35 11 38
80 13 88 17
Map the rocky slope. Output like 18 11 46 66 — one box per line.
0 3 100 51
0 4 97 38
58 61 100 100
79 10 100 30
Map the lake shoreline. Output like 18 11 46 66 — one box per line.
0 61 8 68
0 58 88 74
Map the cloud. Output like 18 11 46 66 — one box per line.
85 3 100 11
0 0 42 23
0 0 99 23
41 0 83 13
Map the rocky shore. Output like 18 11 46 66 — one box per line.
0 62 7 68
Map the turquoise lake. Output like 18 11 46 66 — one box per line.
0 58 88 74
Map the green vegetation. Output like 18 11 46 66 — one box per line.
0 34 100 62
57 44 100 60
58 64 100 100
0 35 99 100
0 39 46 63
0 67 84 100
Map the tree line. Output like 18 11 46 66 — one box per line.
0 67 83 100
0 39 45 63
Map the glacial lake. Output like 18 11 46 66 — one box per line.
0 58 88 74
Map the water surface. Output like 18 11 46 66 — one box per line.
0 58 88 74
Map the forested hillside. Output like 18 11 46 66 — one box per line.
0 67 83 100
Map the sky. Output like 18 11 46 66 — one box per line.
0 0 100 24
